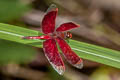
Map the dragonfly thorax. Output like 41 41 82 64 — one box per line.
51 32 72 39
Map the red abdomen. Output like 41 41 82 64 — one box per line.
22 35 51 40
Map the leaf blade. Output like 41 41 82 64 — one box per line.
0 23 120 68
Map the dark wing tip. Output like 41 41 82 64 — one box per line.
46 4 58 13
52 64 65 75
74 59 83 69
69 22 80 27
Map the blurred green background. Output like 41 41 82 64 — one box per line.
0 0 120 80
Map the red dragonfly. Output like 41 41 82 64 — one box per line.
23 5 83 75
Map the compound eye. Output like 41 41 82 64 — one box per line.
67 32 72 38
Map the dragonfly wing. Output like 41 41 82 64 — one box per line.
42 5 58 34
56 37 83 69
43 39 65 75
56 22 80 32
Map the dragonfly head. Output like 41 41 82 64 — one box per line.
66 32 72 39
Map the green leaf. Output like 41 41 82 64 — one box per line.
0 0 30 22
0 39 37 64
69 40 120 68
0 23 120 69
